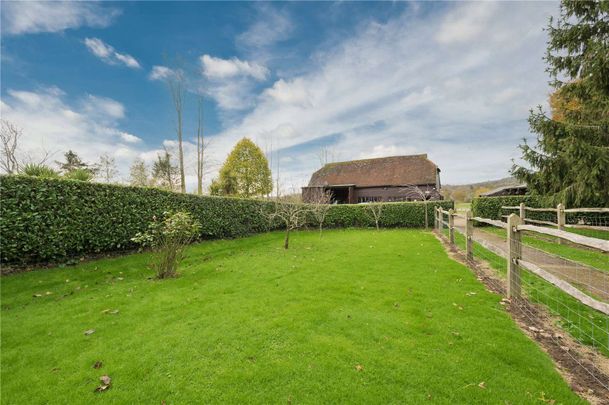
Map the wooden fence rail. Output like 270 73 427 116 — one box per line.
435 206 609 316
501 203 609 231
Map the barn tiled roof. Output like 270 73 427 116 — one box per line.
308 154 439 187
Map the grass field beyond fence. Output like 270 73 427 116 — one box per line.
1 230 582 404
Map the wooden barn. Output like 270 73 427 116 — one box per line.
302 154 443 204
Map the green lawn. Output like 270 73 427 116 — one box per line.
1 229 582 404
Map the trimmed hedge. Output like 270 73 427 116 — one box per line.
471 196 540 221
0 176 453 265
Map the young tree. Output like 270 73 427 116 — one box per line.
211 138 272 197
399 184 431 228
512 0 609 207
96 153 118 183
152 149 179 191
267 197 308 249
196 96 205 195
164 62 186 193
130 158 149 187
308 188 333 237
366 203 383 231
0 120 21 174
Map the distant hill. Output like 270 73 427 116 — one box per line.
442 177 521 202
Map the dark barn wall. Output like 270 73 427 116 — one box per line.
354 185 442 202
303 185 443 204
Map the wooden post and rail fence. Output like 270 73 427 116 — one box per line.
501 203 609 232
434 206 609 316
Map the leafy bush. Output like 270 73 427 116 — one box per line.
64 168 94 182
0 176 453 265
20 164 59 178
132 211 201 278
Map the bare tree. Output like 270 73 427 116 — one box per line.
0 120 21 174
96 153 118 183
166 64 186 193
399 184 431 229
267 197 308 249
1 120 54 175
317 146 338 167
366 203 384 231
308 188 333 237
130 158 149 187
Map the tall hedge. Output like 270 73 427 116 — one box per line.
0 176 453 265
471 196 540 220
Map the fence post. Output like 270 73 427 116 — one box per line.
448 208 455 245
507 214 522 299
465 210 473 261
519 202 525 222
439 209 444 232
557 203 565 244
434 206 438 230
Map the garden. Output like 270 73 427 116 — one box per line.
1 229 582 403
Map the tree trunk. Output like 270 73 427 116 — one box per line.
319 222 323 238
177 107 185 193
284 228 290 249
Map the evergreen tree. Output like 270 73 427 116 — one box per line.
512 0 609 207
56 150 91 174
210 138 272 197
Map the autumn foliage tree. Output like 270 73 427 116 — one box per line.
512 0 609 206
210 138 272 197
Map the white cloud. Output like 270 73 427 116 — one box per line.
435 2 498 45
84 38 141 69
0 87 146 180
199 55 269 111
205 1 558 188
149 65 175 81
263 78 311 107
200 55 268 81
1 2 120 35
82 95 125 119
119 132 142 144
237 4 293 51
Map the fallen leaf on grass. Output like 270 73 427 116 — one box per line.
101 309 119 315
33 294 42 298
95 375 111 392
478 381 486 389
93 361 103 369
84 329 95 336
355 364 364 372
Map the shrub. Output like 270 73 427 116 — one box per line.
0 176 453 265
64 168 94 182
20 163 59 178
132 212 201 278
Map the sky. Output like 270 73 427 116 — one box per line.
1 1 559 192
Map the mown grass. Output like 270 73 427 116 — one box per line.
448 229 609 356
1 229 583 404
479 226 609 272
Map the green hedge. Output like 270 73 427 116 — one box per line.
471 196 540 221
0 176 453 265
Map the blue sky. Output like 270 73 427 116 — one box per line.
1 1 559 191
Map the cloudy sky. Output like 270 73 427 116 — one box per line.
1 1 558 191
